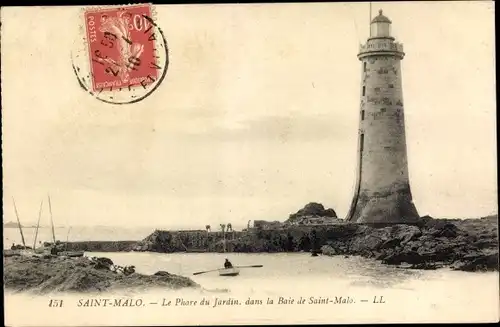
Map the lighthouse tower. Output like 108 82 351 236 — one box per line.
346 10 420 223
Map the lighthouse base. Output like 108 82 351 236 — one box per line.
347 188 420 224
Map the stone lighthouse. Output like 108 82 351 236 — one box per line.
346 9 420 223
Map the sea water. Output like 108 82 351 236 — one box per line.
4 227 499 325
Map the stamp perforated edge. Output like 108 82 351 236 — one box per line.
78 3 159 61
76 3 163 94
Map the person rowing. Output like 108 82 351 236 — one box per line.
224 258 233 269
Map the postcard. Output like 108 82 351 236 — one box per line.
2 1 498 326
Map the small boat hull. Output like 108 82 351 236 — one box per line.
58 251 85 257
218 268 240 276
19 250 35 257
19 250 47 258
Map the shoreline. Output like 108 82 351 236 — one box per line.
3 254 200 294
24 216 496 273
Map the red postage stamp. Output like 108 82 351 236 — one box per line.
84 4 161 92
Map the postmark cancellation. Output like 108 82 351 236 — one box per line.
71 3 169 104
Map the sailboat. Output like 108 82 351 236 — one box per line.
11 198 27 250
46 194 84 258
12 198 32 256
31 200 50 256
11 198 46 257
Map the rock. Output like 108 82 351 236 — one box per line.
409 262 442 270
392 225 422 245
452 252 499 272
134 215 497 274
287 202 337 222
3 255 199 294
323 208 337 217
427 222 458 238
379 238 401 249
154 271 172 276
382 250 426 265
90 257 114 270
321 245 336 256
297 203 326 216
133 243 151 252
361 234 387 250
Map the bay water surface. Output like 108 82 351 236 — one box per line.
4 226 499 325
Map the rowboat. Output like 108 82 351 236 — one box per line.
19 249 35 257
193 264 262 276
218 267 240 276
58 251 84 258
19 249 46 258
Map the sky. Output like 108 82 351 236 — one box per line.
1 2 497 229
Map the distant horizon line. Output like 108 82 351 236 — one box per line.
4 212 497 229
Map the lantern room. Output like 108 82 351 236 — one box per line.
370 9 392 38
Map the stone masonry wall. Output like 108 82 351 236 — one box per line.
348 37 419 223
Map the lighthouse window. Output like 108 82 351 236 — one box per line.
361 110 365 120
388 84 394 88
362 86 366 96
363 62 367 72
360 134 365 152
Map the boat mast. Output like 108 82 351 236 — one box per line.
48 194 57 243
33 200 44 250
12 197 26 247
65 227 72 252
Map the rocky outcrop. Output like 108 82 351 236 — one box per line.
132 216 498 272
133 230 245 253
321 215 498 272
287 202 337 221
284 203 343 226
134 230 176 252
58 207 498 273
3 255 199 294
450 251 498 272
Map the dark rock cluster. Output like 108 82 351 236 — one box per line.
287 202 337 222
132 208 498 272
321 215 498 272
133 230 242 253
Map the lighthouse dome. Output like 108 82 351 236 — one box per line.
370 10 392 38
371 10 392 24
